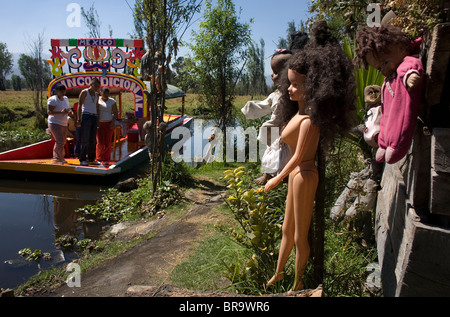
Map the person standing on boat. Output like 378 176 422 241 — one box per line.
47 84 72 165
77 78 101 166
96 87 119 166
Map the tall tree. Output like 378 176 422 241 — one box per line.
134 0 201 194
81 4 102 38
246 38 267 97
186 0 252 133
277 20 307 49
19 32 51 129
0 42 13 91
11 75 22 91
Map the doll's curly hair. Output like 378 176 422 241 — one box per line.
354 25 412 69
278 21 356 150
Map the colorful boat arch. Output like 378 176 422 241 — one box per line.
48 72 147 118
47 38 148 118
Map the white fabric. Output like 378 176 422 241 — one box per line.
82 89 98 114
241 90 284 146
241 91 281 119
261 136 291 175
47 96 70 126
98 97 116 122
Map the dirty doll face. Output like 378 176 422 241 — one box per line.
271 54 291 86
364 85 381 105
365 43 408 78
287 69 306 103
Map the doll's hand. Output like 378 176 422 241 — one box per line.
264 177 281 193
406 73 421 92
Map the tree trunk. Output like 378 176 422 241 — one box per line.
313 143 326 285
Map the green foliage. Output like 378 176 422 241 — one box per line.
0 42 13 91
77 173 184 224
10 75 22 91
308 0 447 40
0 128 50 152
245 39 267 96
219 166 285 293
18 248 51 262
386 0 445 38
18 54 52 93
81 4 101 38
323 138 377 296
0 105 16 123
342 36 385 158
162 153 194 188
324 220 377 297
185 0 252 130
342 37 385 117
143 181 182 215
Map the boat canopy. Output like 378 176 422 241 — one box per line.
144 82 186 99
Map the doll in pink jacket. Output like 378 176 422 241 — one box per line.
355 25 424 164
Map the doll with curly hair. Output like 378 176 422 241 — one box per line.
264 21 356 291
354 25 424 164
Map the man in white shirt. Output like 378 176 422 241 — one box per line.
77 78 101 166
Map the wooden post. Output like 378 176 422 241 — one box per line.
118 92 123 119
182 96 185 116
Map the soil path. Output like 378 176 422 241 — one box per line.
47 178 227 297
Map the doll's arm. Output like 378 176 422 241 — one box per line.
241 95 274 120
399 57 423 92
265 118 319 192
405 72 421 92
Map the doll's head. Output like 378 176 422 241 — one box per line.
354 25 412 77
278 21 356 149
364 85 381 110
271 49 292 86
290 31 309 52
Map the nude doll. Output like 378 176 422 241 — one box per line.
263 20 356 292
264 69 320 291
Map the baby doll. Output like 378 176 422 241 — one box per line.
355 25 424 164
363 85 382 148
241 49 293 185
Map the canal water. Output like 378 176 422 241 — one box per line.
0 118 248 291
0 177 107 290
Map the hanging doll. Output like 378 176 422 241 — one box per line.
355 25 424 164
363 85 382 148
241 49 293 185
242 32 310 185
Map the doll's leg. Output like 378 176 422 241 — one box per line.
266 172 296 286
291 169 319 291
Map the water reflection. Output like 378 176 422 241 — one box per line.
0 179 106 290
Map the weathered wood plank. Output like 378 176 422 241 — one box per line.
430 128 450 216
425 23 450 107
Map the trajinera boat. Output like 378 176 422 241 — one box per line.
0 38 193 178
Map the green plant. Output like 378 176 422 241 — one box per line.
324 220 377 296
55 235 78 252
0 128 50 152
342 36 385 158
220 166 284 294
162 154 194 188
143 181 182 215
387 0 445 38
18 248 52 262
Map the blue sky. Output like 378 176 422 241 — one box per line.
1 0 312 79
